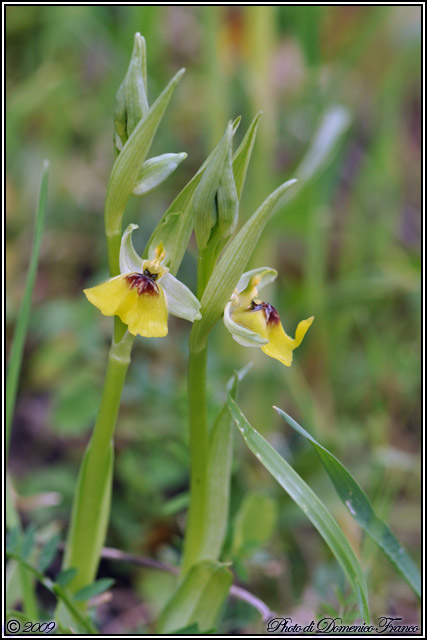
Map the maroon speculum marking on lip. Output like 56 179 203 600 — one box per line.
126 272 159 296
251 300 280 325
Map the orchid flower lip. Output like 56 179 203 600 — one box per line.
250 300 280 326
126 272 159 296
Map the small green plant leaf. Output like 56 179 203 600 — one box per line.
6 527 20 554
20 525 37 560
55 568 78 588
6 552 97 633
228 397 370 623
274 406 421 600
73 577 115 603
38 533 61 573
157 561 232 634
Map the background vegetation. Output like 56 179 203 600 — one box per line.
6 5 421 633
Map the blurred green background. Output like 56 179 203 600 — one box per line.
6 5 421 633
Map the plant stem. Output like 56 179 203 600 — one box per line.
181 343 210 573
106 229 122 278
61 331 134 596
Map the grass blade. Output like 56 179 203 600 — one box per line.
6 161 49 460
228 397 370 623
274 406 421 599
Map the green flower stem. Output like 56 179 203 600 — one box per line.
106 229 122 277
181 342 210 574
61 331 134 597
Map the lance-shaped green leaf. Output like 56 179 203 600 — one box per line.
132 152 187 196
73 578 115 603
145 117 241 276
193 122 234 249
56 568 77 588
20 525 37 561
145 177 200 277
105 67 185 274
190 179 297 351
274 406 421 599
228 397 370 623
217 144 239 238
197 365 251 561
114 32 149 153
157 561 232 634
38 532 61 573
232 111 263 200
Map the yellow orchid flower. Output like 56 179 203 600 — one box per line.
224 268 313 367
84 224 201 337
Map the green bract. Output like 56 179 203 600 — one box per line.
193 121 236 249
114 32 149 153
132 152 187 196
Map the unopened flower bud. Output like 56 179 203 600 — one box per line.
114 32 149 153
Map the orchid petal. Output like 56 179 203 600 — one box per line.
161 272 202 322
